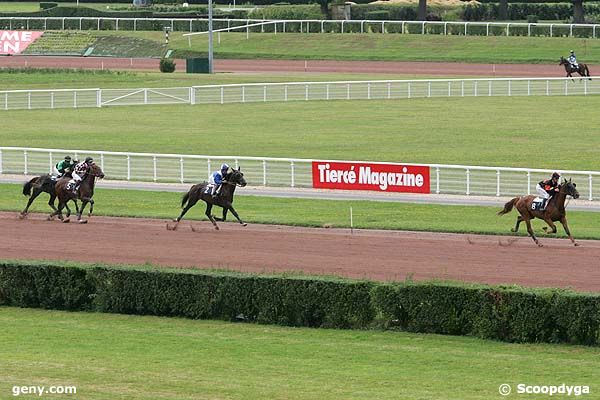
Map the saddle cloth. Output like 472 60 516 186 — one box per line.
531 197 545 211
203 184 215 195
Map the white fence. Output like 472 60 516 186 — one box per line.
1 147 599 201
1 77 598 111
2 17 600 38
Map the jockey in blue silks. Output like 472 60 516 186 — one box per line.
209 163 231 198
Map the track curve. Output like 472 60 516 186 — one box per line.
2 212 599 292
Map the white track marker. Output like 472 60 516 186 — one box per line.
350 206 353 235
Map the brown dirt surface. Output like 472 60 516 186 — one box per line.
0 56 588 77
2 212 599 292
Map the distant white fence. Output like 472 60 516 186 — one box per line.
1 146 599 200
2 17 600 38
1 77 598 111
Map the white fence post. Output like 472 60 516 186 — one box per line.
291 161 295 188
263 160 267 186
24 150 28 175
466 168 470 195
180 157 184 183
589 174 593 200
0 149 2 174
496 170 500 196
153 156 157 182
127 155 131 180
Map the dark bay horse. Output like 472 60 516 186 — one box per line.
50 163 104 223
497 179 579 247
559 57 591 80
169 168 247 231
20 174 78 218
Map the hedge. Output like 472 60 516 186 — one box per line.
1 261 599 345
462 3 600 21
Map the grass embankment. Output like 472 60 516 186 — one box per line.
2 96 600 170
0 306 597 400
20 30 600 63
0 68 446 90
3 183 599 239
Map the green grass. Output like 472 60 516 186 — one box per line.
2 96 600 170
19 30 600 63
4 183 599 239
0 69 440 90
0 306 597 400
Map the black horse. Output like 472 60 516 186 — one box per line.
169 168 247 231
20 174 78 219
559 56 591 80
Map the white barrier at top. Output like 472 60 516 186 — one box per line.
1 17 600 38
1 146 599 201
1 77 598 111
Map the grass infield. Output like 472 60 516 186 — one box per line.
2 183 600 239
2 96 600 171
0 306 598 399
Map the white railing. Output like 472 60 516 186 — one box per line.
1 17 600 38
1 146 599 201
1 77 598 111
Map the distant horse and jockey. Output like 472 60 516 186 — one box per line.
559 50 592 80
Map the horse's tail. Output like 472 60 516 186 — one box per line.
181 191 190 208
22 177 37 196
497 197 519 216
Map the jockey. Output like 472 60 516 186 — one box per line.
568 50 578 68
208 163 231 199
536 172 560 210
53 156 75 179
67 156 94 193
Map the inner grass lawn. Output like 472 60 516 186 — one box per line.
2 183 599 240
2 96 600 171
0 306 597 400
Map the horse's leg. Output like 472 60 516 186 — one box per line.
205 203 219 230
227 206 247 227
214 208 229 222
88 199 95 217
172 196 199 229
511 215 523 233
541 218 557 234
48 193 58 214
560 216 578 246
78 199 89 223
20 187 42 217
524 218 542 247
65 201 71 218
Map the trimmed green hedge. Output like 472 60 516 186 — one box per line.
1 261 599 345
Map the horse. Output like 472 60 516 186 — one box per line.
169 167 247 231
49 163 104 223
497 178 579 247
20 174 78 219
559 56 591 80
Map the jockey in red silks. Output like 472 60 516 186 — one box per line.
536 171 560 210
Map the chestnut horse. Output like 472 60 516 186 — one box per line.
50 163 104 223
559 57 591 80
169 167 247 231
497 179 579 247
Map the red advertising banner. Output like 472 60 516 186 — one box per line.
0 31 44 55
312 161 430 194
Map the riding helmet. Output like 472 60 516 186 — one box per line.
64 156 71 161
552 172 561 179
85 156 94 164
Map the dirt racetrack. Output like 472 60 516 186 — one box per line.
0 56 589 77
2 212 599 292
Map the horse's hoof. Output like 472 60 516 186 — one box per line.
242 223 247 227
574 243 580 247
18 213 26 220
537 243 543 247
78 220 88 224
214 226 220 231
63 219 70 223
